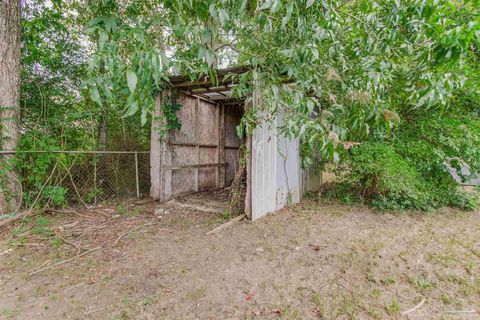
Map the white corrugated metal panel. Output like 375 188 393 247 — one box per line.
251 115 301 220
251 120 277 220
251 114 323 220
275 117 301 209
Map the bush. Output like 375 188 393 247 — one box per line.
328 95 480 211
332 143 433 210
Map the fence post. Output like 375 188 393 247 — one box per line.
135 151 140 197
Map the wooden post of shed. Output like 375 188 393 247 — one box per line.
150 89 173 202
150 93 162 199
217 103 226 188
194 97 200 192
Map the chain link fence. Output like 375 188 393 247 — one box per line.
0 151 150 214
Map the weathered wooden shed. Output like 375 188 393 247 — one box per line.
150 67 321 220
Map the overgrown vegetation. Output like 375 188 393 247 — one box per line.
328 90 480 211
1 0 479 213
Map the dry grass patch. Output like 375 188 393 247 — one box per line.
1 199 479 319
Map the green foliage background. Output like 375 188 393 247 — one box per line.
4 0 480 211
329 88 480 210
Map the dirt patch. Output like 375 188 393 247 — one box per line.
1 197 480 319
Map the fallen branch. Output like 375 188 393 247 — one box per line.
54 232 83 252
27 246 100 278
113 222 153 246
57 158 89 209
134 198 156 205
90 209 112 218
401 298 425 316
166 199 224 214
228 146 246 216
64 281 86 293
206 214 246 235
83 305 111 316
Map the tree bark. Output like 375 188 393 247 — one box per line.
0 0 22 213
98 115 107 150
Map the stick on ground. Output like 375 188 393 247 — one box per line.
206 214 246 235
27 246 100 278
401 298 425 315
113 222 153 246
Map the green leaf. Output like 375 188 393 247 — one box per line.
126 70 137 94
218 9 229 26
306 0 315 8
89 87 102 106
141 108 148 126
124 100 139 117
311 47 319 60
205 49 215 66
98 30 107 50
209 3 217 19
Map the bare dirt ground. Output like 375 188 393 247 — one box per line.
1 192 480 320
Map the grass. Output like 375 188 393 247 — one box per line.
407 275 436 294
184 287 206 301
385 298 400 317
1 308 18 319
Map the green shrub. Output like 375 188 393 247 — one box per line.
333 143 432 210
328 94 480 211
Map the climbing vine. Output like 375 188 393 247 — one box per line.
157 100 182 141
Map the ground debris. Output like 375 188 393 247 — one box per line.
1 200 479 319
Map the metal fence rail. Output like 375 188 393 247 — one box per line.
0 151 150 213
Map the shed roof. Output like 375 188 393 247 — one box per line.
167 66 250 104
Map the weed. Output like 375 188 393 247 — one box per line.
50 237 63 248
222 209 231 220
312 293 326 318
115 204 129 215
184 287 206 301
440 293 453 305
407 275 435 294
8 236 27 247
1 309 18 319
366 306 382 320
371 289 382 299
31 215 53 236
465 260 474 275
11 224 27 236
386 297 400 317
278 306 301 320
142 297 155 306
380 278 396 286
338 293 360 320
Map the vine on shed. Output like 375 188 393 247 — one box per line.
157 100 182 141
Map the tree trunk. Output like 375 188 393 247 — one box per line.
0 1 21 213
98 115 107 150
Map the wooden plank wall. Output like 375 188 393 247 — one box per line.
152 92 243 199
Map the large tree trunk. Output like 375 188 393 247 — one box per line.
0 1 21 213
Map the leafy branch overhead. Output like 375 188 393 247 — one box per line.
3 0 480 212
85 0 479 164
